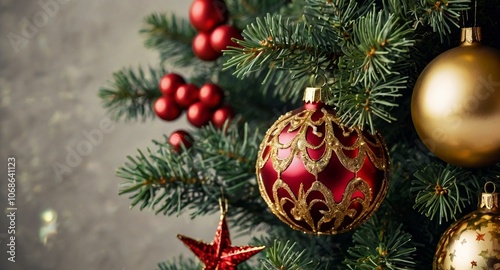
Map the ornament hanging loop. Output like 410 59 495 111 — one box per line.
484 181 497 193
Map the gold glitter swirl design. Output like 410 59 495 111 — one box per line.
256 107 389 235
258 108 387 176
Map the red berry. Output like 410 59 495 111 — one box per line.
154 96 181 121
159 73 185 96
210 25 243 52
175 84 199 108
211 105 235 128
192 32 221 61
187 102 212 127
199 83 225 108
168 130 193 152
189 0 228 32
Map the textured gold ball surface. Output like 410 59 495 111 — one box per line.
434 189 500 270
411 32 500 167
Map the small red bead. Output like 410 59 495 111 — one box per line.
192 32 222 61
199 83 225 108
211 105 234 129
153 96 181 121
210 25 243 52
159 73 185 96
168 130 193 152
187 101 212 127
189 0 228 32
175 84 199 108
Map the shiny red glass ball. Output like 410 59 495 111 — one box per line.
153 96 181 121
199 83 224 108
168 130 193 152
187 101 212 127
189 0 228 32
210 25 243 52
192 32 222 61
175 83 199 109
256 101 390 235
211 105 234 129
159 73 185 96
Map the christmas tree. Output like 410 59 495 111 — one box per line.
98 0 500 269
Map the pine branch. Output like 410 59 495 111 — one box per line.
141 13 197 66
157 256 200 270
261 240 318 270
339 9 414 86
303 0 373 42
416 0 470 40
410 164 475 224
344 216 416 270
98 66 166 121
224 13 338 83
116 123 269 225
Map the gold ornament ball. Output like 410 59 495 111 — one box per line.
411 27 500 167
434 183 500 270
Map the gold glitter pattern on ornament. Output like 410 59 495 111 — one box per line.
434 184 500 270
256 106 389 234
258 108 387 176
271 177 372 234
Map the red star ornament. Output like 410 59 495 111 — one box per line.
177 202 265 270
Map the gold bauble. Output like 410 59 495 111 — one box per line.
411 27 500 167
434 183 500 270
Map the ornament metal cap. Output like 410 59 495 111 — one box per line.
303 87 322 103
461 27 482 45
480 181 499 212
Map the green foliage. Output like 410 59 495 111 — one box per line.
157 256 200 270
97 0 500 269
141 13 197 66
411 164 475 224
98 66 165 121
261 240 318 270
344 216 416 269
116 123 269 224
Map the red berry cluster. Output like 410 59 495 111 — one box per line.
154 73 235 129
189 0 243 61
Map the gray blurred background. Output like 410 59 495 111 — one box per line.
0 1 253 269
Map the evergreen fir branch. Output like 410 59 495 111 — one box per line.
117 144 207 215
344 216 416 270
417 0 470 39
255 225 351 269
334 74 407 132
141 13 197 66
157 256 201 270
261 240 318 270
224 13 337 83
115 123 268 222
303 0 373 42
225 0 289 30
340 9 414 86
98 66 166 122
410 164 474 224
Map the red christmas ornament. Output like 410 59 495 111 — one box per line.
210 25 243 52
193 32 222 61
175 83 199 108
256 87 390 235
187 101 212 127
189 0 228 33
153 96 181 121
211 105 234 129
178 200 265 270
168 130 193 152
199 83 225 108
159 73 185 96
